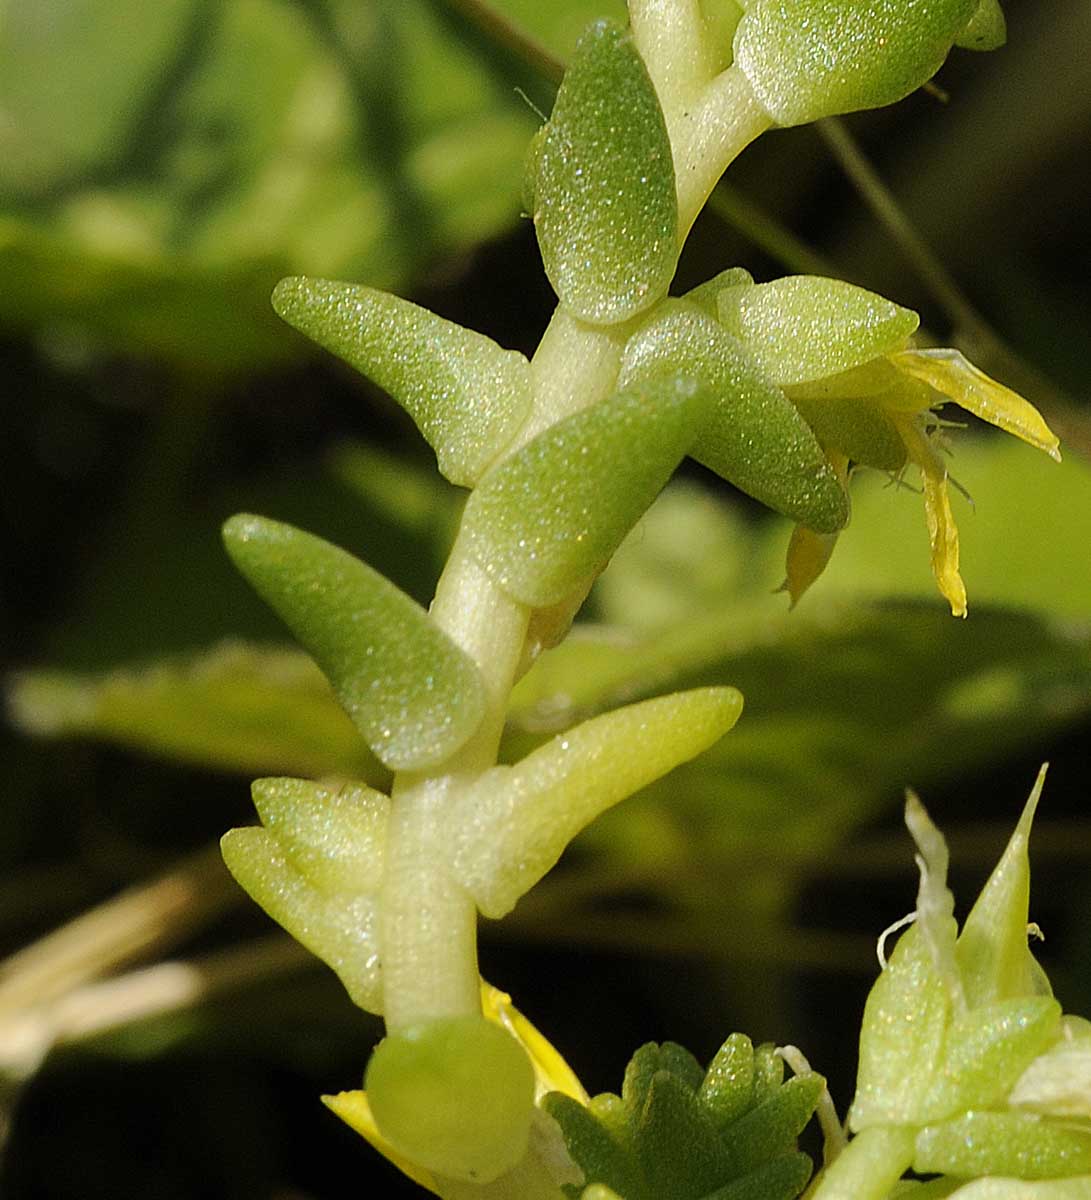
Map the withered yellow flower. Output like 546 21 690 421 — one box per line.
784 347 1060 616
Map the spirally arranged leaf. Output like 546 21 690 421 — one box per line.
222 514 486 770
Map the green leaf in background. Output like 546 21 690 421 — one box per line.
0 0 539 370
222 514 487 770
5 641 378 779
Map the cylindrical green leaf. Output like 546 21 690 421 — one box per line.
222 515 486 770
619 302 849 532
526 20 677 325
914 1111 1091 1179
716 276 919 386
220 826 383 1012
251 776 389 896
365 1017 535 1183
272 278 531 487
447 687 742 918
734 0 980 126
849 922 951 1131
920 996 1062 1120
462 375 710 607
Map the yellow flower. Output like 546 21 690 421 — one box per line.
323 982 588 1198
783 347 1060 616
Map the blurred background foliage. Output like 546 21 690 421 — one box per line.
2 0 1089 1196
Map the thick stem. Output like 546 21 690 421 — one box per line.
673 64 772 241
380 309 625 1030
805 1126 916 1200
628 0 714 122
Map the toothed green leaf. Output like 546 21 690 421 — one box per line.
463 375 710 607
271 278 531 487
527 20 677 324
447 687 742 917
250 776 389 896
619 301 849 533
750 1044 786 1107
222 514 486 770
699 1151 813 1200
637 1071 734 1197
718 1074 824 1179
544 1092 648 1200
220 826 382 1013
734 0 980 126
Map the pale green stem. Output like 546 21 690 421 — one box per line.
805 1127 916 1200
628 0 715 121
672 64 773 240
380 309 625 1032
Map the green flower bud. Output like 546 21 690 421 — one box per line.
365 1018 536 1183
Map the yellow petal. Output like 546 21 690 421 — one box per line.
779 450 848 608
890 348 1061 461
480 981 589 1105
781 523 839 607
322 1090 441 1195
894 416 968 617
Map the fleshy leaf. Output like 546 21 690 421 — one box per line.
364 1017 536 1184
619 302 849 532
446 687 742 918
222 515 486 770
946 1180 1091 1199
914 1110 1091 1180
717 277 919 386
733 0 980 126
271 278 532 487
919 996 1062 1120
684 267 756 318
527 20 677 325
849 923 952 1130
956 764 1050 1007
250 776 389 896
220 826 382 1012
462 376 710 607
1010 1027 1091 1119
